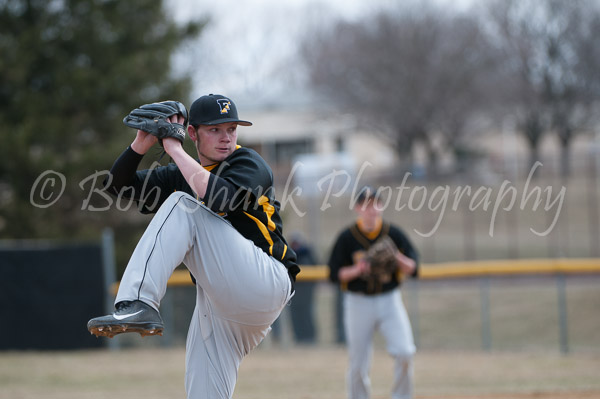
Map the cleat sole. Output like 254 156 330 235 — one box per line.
88 323 163 339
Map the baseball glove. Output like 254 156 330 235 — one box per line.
366 235 399 284
123 100 188 145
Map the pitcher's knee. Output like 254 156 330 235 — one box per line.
165 191 205 213
152 192 205 223
166 191 194 204
389 345 415 361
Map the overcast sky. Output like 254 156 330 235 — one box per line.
169 0 475 109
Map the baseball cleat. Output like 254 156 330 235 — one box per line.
87 300 164 338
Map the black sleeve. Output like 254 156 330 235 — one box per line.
104 146 144 196
104 146 190 214
327 230 351 283
389 226 420 278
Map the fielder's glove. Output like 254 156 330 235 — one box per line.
366 235 399 283
123 100 188 146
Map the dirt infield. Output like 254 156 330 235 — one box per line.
1 346 598 399
238 347 600 399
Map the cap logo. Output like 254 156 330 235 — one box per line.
217 99 231 114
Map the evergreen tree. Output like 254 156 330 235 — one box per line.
0 0 204 253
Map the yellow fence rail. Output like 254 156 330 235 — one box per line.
106 257 600 353
112 258 600 292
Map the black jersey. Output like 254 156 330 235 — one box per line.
105 146 299 281
328 221 418 295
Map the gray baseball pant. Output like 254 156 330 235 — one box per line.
116 192 293 399
343 289 416 399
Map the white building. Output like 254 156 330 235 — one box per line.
239 108 398 187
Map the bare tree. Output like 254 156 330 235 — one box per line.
485 0 600 176
546 0 600 177
483 0 550 172
301 4 496 177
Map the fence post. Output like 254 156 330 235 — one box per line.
587 151 599 257
480 277 492 351
557 273 569 354
101 228 119 351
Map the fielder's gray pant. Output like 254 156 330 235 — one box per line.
343 290 416 399
116 192 293 399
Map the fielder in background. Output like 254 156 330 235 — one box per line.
87 94 299 399
328 186 419 399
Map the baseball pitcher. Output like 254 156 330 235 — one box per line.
87 94 299 399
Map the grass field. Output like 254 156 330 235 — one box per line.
1 346 599 399
1 278 598 399
156 274 600 353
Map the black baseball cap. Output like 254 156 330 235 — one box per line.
188 94 252 127
356 186 378 204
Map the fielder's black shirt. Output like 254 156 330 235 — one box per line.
105 145 299 281
328 221 419 294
